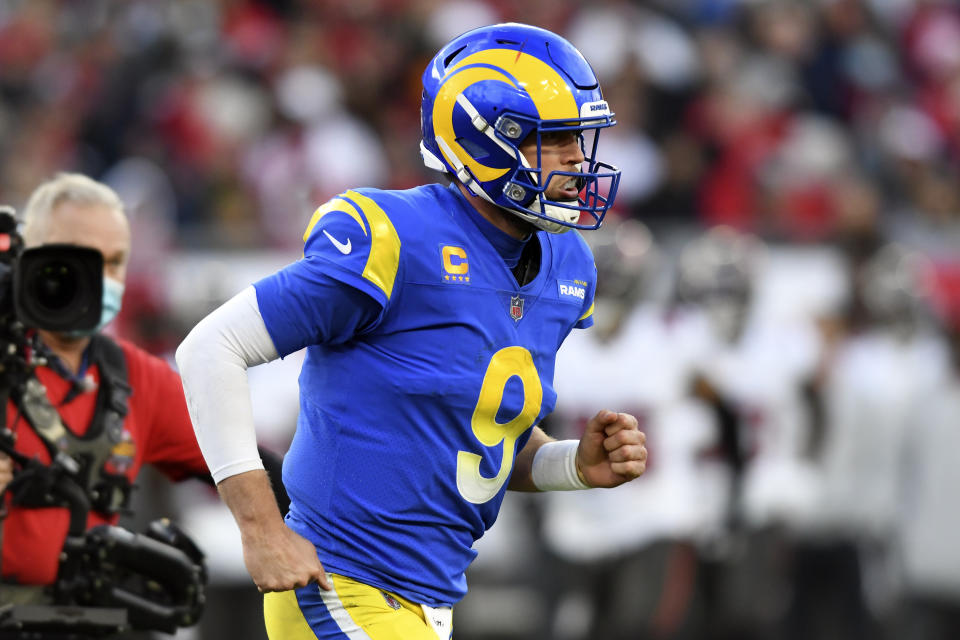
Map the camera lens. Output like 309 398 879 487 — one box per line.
14 244 103 331
32 262 79 311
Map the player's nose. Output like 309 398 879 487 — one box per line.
562 137 585 166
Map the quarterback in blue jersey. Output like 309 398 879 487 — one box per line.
178 23 647 640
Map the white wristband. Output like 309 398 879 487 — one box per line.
531 440 590 491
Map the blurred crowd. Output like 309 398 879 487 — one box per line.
1 0 959 346
2 0 960 638
2 0 960 323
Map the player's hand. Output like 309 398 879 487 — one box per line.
576 410 647 488
218 469 330 592
241 522 332 593
0 453 13 495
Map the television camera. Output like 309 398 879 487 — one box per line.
0 206 206 638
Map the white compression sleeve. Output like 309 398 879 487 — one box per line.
531 440 591 491
175 286 279 484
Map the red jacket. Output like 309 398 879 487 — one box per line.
2 338 209 585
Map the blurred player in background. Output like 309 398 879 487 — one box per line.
894 305 960 640
800 244 950 640
177 23 647 640
539 218 715 640
673 227 824 640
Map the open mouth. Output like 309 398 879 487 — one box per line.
557 177 582 200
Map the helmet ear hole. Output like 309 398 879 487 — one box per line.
456 137 490 160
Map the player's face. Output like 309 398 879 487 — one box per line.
519 130 585 202
43 202 131 284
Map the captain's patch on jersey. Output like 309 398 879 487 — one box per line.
557 279 587 301
440 244 470 283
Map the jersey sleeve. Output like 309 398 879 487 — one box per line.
123 342 210 481
253 190 403 358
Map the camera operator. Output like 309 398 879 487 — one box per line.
0 172 213 588
0 173 287 636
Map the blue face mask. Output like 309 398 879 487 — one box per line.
64 277 125 337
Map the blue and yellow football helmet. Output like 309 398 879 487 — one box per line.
420 23 621 233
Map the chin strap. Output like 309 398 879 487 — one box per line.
522 201 577 234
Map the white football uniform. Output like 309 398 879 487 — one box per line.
541 303 722 562
697 315 823 530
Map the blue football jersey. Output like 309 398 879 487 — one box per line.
254 183 596 606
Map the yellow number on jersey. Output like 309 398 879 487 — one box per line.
456 346 542 504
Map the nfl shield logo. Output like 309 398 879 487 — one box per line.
510 295 524 321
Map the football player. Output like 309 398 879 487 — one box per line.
539 219 713 639
177 23 647 639
804 244 949 639
677 228 824 638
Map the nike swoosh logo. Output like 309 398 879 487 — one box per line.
323 229 352 254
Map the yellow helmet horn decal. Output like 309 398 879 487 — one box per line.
448 49 580 120
433 49 580 182
433 65 515 183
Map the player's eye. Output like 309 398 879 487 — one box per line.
541 131 578 147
